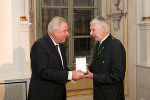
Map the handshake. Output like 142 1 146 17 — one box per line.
71 67 93 81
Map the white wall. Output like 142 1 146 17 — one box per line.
136 0 150 100
0 0 31 80
0 0 13 66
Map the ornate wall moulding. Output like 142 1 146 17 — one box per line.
107 0 127 31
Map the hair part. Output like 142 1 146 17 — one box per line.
48 16 67 34
90 16 109 32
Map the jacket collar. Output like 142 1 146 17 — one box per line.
101 34 112 47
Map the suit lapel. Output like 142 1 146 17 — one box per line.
46 34 56 51
94 34 112 63
59 44 67 69
45 34 67 70
46 34 63 64
99 34 112 54
47 34 68 70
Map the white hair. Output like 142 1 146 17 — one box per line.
47 16 67 34
90 16 109 32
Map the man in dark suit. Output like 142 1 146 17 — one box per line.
85 16 126 100
28 16 84 100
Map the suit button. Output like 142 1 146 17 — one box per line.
102 61 105 63
102 47 104 50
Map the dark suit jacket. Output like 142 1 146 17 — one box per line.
28 34 70 100
89 34 126 100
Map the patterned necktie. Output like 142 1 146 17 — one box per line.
93 42 102 62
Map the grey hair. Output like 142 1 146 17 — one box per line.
47 16 67 34
90 16 109 32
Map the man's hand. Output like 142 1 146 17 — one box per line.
72 70 84 81
84 69 93 79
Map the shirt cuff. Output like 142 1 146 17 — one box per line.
68 71 72 80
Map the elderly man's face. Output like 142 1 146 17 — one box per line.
90 23 106 41
55 22 69 44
